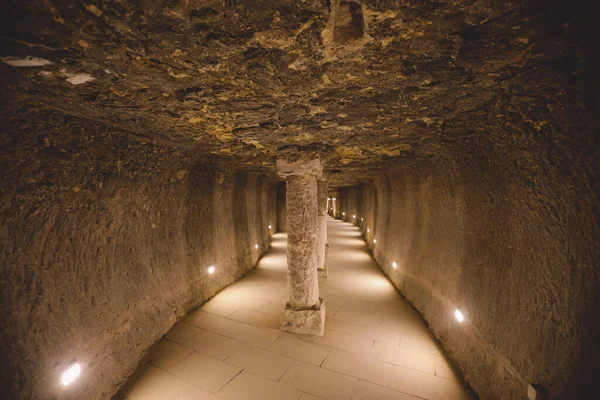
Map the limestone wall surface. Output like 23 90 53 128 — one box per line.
336 140 598 399
0 113 278 399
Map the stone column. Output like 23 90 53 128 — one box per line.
277 158 326 336
316 179 329 278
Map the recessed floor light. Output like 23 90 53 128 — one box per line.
455 309 465 323
61 363 81 386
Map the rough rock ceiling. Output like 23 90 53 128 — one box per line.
0 0 596 181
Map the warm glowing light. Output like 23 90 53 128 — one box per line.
254 243 259 249
268 225 272 229
342 212 346 216
455 309 465 323
353 215 356 218
61 363 81 386
373 239 377 244
361 218 364 221
367 229 370 233
208 266 215 274
392 261 397 269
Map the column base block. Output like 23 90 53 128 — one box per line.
281 298 326 336
317 266 328 279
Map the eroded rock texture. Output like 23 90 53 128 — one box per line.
0 0 595 181
277 159 326 336
335 134 598 399
0 109 278 399
276 182 288 233
277 159 322 309
316 178 328 270
0 0 598 399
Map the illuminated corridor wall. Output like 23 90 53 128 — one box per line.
336 142 598 399
0 119 278 399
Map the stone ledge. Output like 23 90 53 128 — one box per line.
281 298 326 336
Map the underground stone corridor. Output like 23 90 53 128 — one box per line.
1 1 598 399
122 218 472 400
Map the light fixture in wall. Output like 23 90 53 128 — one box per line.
208 266 215 274
392 261 397 269
61 363 81 386
361 218 364 221
367 228 370 233
454 309 465 323
268 224 272 229
342 212 346 216
254 243 259 249
353 215 356 218
373 239 377 244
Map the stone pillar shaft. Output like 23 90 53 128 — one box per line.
286 174 320 308
277 158 326 336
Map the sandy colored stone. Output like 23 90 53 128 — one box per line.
281 298 326 336
0 1 597 399
316 178 328 271
277 159 322 310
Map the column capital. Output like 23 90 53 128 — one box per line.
276 158 323 179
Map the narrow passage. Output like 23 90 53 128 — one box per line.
123 218 473 400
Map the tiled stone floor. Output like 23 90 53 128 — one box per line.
122 218 473 400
